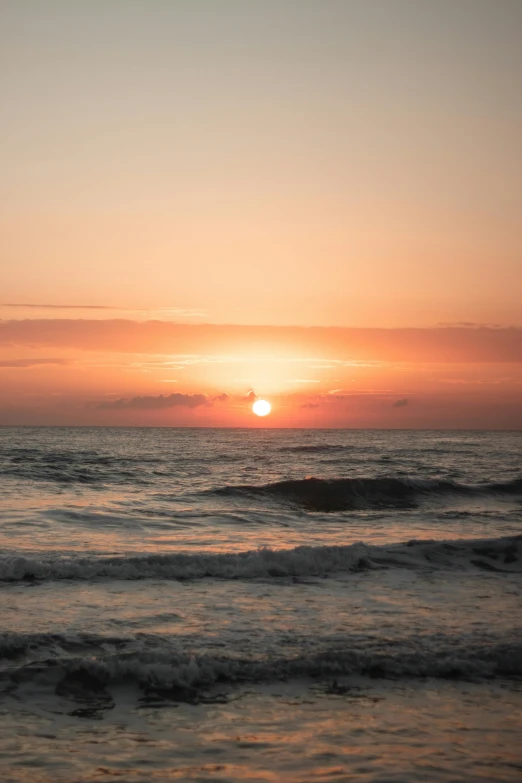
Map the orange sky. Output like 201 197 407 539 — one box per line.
0 319 520 428
1 2 521 428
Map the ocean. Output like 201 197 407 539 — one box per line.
0 426 521 782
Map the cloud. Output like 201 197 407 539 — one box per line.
0 358 72 368
0 304 206 316
243 390 258 401
1 321 521 362
392 398 409 407
0 304 115 310
438 322 504 329
213 392 230 402
301 403 320 409
96 393 210 411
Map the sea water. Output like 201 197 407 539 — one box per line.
0 427 521 782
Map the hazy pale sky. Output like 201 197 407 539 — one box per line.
2 0 521 327
1 1 521 427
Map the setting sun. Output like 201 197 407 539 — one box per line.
252 399 272 417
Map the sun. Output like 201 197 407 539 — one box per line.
252 399 271 417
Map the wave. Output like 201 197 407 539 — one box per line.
0 534 520 584
278 445 348 454
0 630 127 662
211 476 522 511
0 447 161 485
1 633 521 697
0 542 368 582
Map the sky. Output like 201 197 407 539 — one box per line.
1 0 521 428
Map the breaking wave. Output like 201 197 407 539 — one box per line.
1 534 520 583
1 633 521 696
0 542 368 582
211 476 522 511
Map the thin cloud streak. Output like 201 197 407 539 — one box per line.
1 304 207 317
1 304 116 310
0 358 72 368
